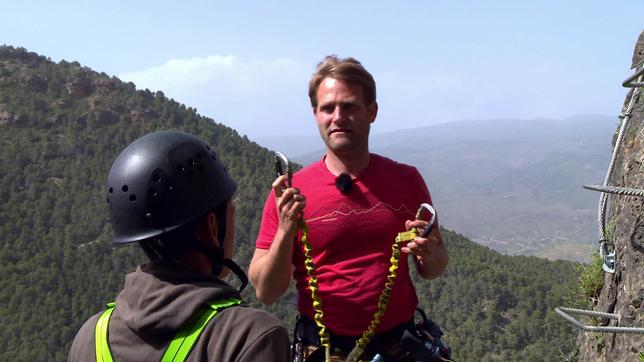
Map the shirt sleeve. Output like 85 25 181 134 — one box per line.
411 167 432 205
255 189 279 250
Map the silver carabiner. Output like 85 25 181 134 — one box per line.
599 239 616 273
274 151 292 190
416 203 438 238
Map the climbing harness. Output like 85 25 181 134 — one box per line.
274 152 441 362
399 309 453 361
95 302 116 362
94 298 242 362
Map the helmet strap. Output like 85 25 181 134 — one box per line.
221 259 249 293
184 237 248 293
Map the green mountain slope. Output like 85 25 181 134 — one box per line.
0 46 577 361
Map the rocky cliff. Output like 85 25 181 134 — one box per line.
577 31 644 361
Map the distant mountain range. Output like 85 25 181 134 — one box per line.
257 116 617 261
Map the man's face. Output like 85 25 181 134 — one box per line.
313 78 377 156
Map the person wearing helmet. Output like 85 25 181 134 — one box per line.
68 131 290 362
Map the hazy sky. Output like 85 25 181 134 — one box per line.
3 1 642 139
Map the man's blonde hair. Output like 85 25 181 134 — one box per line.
308 55 376 108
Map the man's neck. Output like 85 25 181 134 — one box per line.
324 150 370 177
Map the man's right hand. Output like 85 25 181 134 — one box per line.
273 175 306 240
249 175 306 305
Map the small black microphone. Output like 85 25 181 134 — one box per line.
335 173 353 194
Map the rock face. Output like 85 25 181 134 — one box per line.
0 106 30 128
65 76 92 99
577 31 644 361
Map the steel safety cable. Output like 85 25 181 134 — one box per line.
583 184 644 198
597 70 642 239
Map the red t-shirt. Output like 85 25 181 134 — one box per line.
256 154 433 336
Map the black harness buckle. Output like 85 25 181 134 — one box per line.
400 309 452 361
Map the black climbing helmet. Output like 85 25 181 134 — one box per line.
106 131 237 244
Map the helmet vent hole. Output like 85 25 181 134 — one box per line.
152 174 161 182
188 158 195 166
122 185 129 192
148 188 158 197
129 194 137 202
176 164 185 172
106 197 110 204
109 187 113 194
204 144 211 150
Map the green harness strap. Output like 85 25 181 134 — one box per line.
95 298 242 362
95 302 116 362
161 298 242 362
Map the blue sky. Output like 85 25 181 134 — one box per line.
3 1 642 138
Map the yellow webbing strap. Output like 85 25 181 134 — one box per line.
299 222 331 361
346 213 426 362
301 222 417 362
94 298 242 362
345 232 411 362
95 302 115 362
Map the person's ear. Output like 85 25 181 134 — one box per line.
205 212 220 248
368 102 378 123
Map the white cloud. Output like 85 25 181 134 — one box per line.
120 55 297 91
118 55 314 138
118 54 618 141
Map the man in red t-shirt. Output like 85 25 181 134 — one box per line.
249 55 449 361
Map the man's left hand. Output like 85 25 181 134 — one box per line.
400 219 439 260
400 219 448 279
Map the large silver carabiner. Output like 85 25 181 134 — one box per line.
274 151 292 190
397 203 439 243
416 203 437 238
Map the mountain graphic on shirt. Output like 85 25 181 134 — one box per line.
306 202 416 224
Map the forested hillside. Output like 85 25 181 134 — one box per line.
0 46 579 361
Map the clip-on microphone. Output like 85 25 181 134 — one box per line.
335 173 353 194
